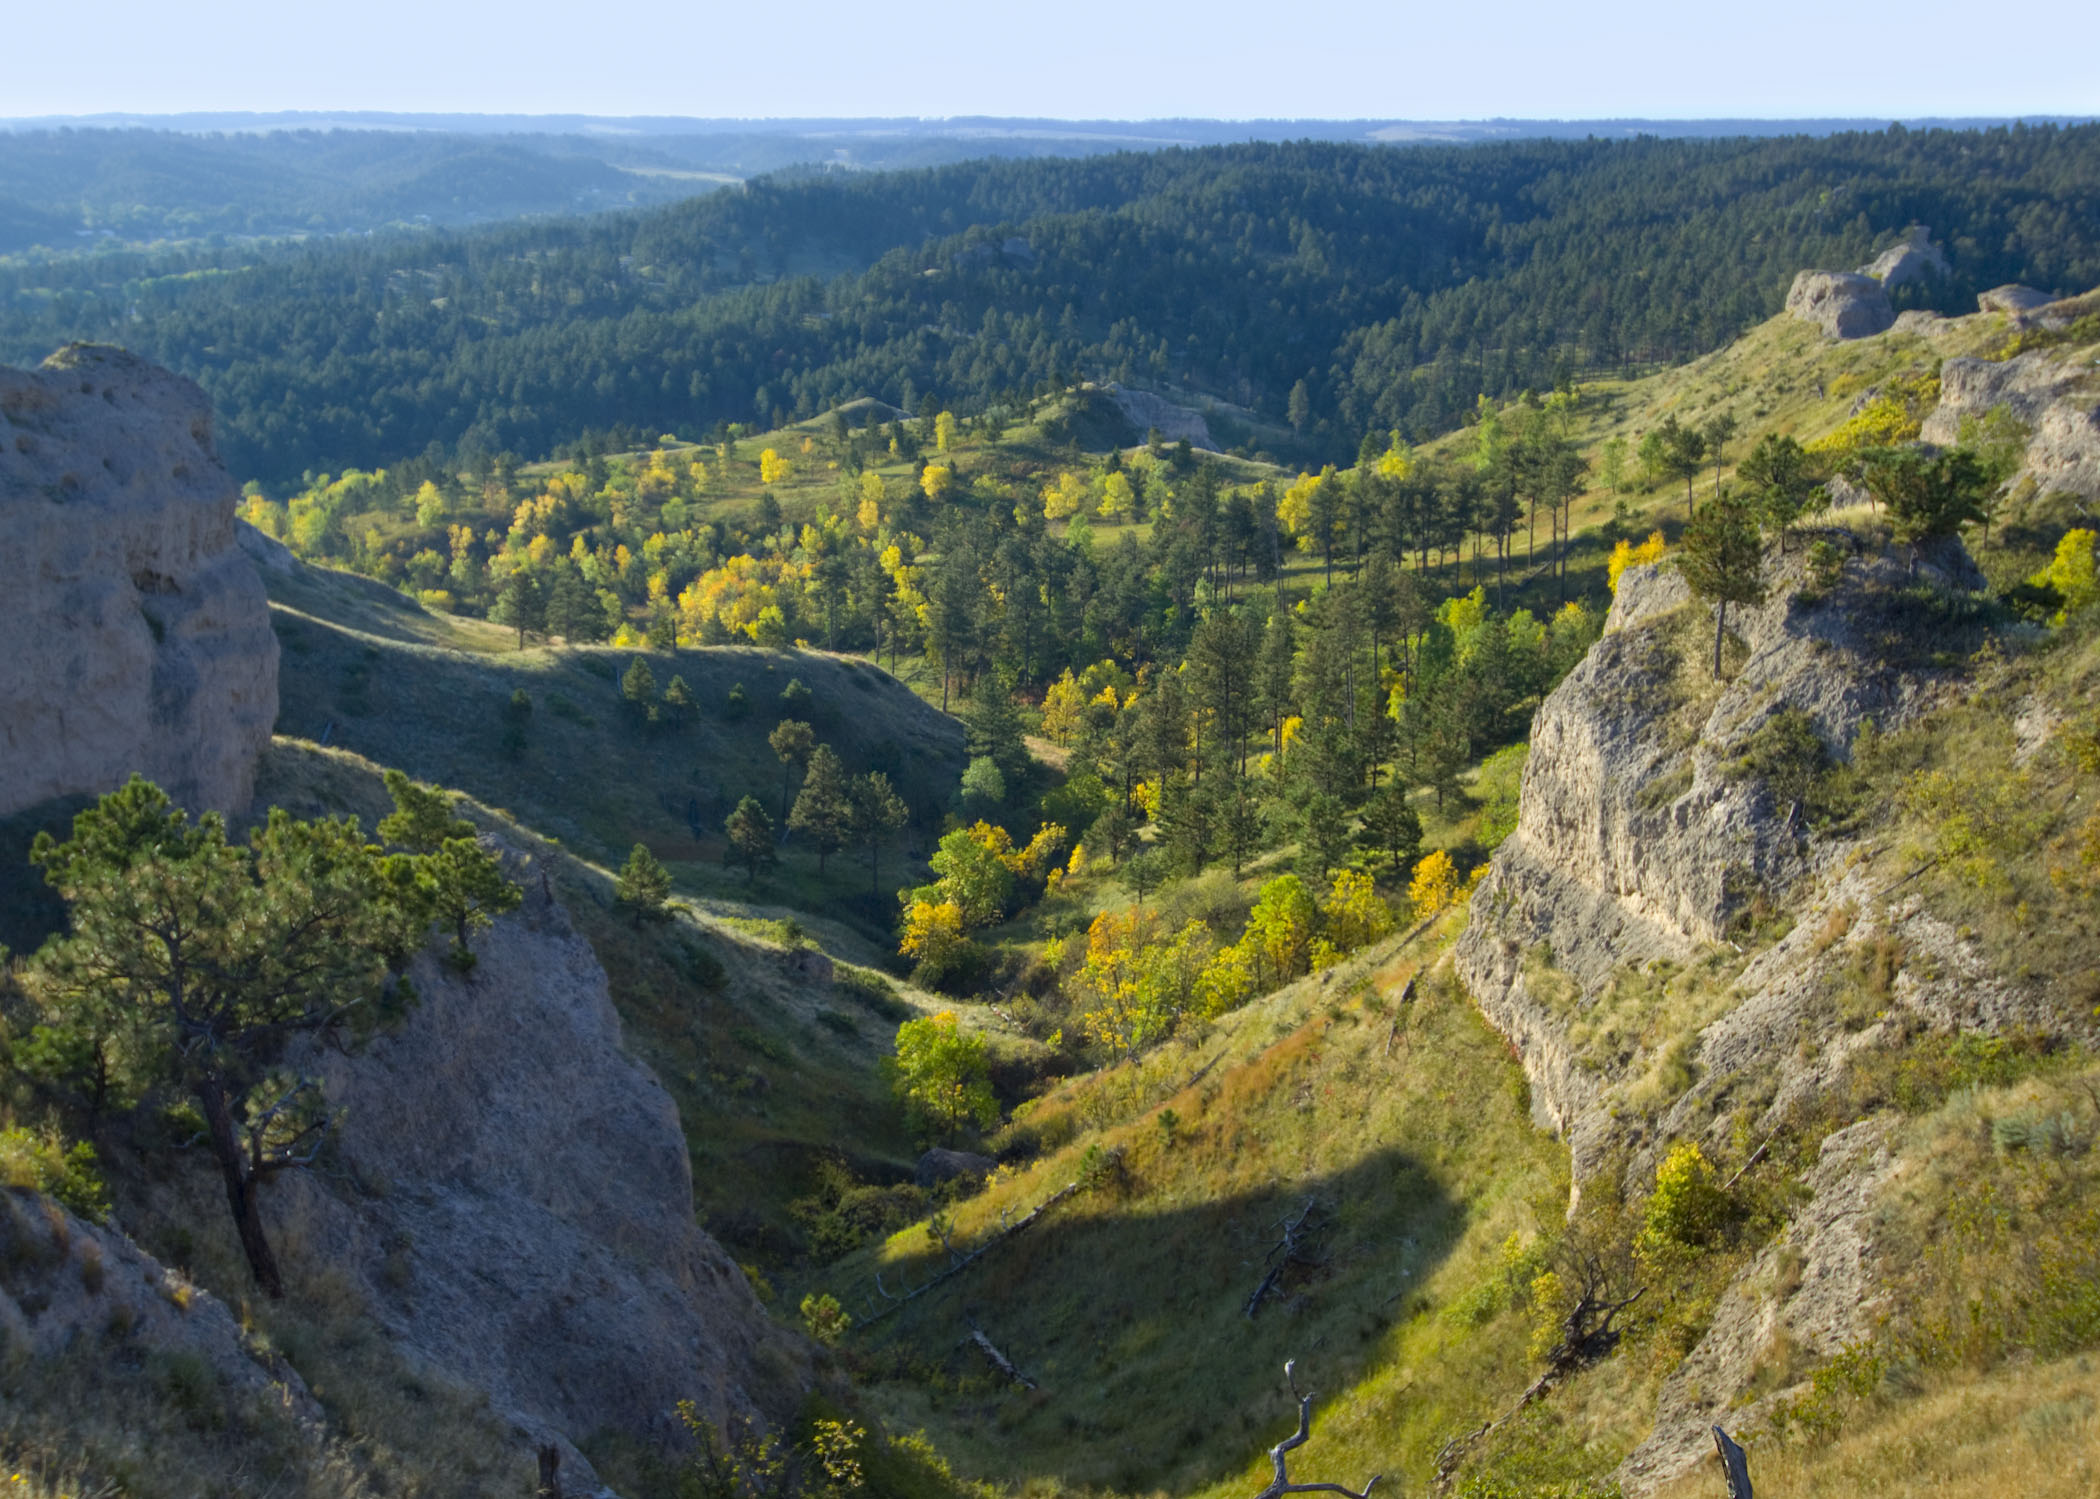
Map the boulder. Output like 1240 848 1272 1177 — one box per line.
1858 226 1948 293
1 344 278 818
916 1148 995 1188
1785 271 1895 340
1978 283 2055 315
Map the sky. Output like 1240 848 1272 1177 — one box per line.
4 0 2097 122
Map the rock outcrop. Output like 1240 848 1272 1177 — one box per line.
1 344 278 818
1922 350 2100 503
1978 283 2055 315
1459 539 1975 1159
1785 271 1895 340
1859 226 1948 294
1102 383 1219 452
1 1188 319 1427
1453 534 2034 1493
277 850 804 1463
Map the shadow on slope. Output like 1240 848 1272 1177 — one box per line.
263 557 965 947
834 942 1572 1498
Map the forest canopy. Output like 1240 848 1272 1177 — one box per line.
4 126 2098 486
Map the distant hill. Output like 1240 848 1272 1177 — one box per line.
5 127 2097 485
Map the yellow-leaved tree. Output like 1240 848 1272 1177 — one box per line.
934 410 958 452
1408 849 1457 917
1042 470 1089 522
921 464 955 502
759 448 791 485
1607 530 1669 594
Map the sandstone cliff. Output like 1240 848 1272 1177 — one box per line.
0 344 277 818
276 845 804 1469
1452 529 2071 1492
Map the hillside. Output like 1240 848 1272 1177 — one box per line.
6 251 2100 1499
5 128 2100 483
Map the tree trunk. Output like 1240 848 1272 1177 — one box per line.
1712 601 1726 680
198 1075 285 1298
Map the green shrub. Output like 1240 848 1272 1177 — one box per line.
0 1128 111 1222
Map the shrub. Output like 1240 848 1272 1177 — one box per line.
1636 1141 1728 1262
799 1292 851 1346
0 1128 110 1222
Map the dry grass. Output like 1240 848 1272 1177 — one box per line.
1652 1354 2100 1499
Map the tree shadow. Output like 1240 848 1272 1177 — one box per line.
847 1144 1462 1495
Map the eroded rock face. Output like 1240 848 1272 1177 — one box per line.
0 344 277 817
276 853 804 1461
0 1188 318 1426
1102 383 1219 452
1785 271 1895 340
1451 533 2050 1494
1923 350 2100 503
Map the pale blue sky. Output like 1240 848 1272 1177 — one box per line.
6 0 2096 121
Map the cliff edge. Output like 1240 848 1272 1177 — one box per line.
1 344 277 818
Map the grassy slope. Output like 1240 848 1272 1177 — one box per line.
254 557 982 1263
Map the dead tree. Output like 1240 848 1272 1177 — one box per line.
863 1180 1083 1325
1712 1426 1752 1499
1246 1198 1325 1318
962 1321 1037 1390
1253 1362 1380 1499
534 1445 563 1499
1433 1250 1642 1487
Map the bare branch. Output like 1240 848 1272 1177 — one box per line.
1253 1362 1379 1499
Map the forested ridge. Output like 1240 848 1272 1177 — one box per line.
4 127 2099 486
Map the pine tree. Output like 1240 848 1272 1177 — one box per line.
662 674 697 727
1358 784 1423 872
615 843 673 927
849 771 909 894
621 657 658 722
19 777 498 1298
769 719 815 823
1679 490 1767 678
725 797 776 884
489 568 546 648
789 745 854 874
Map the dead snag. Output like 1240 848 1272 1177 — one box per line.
534 1444 563 1499
962 1321 1037 1390
1254 1361 1380 1499
1712 1426 1753 1499
1246 1198 1324 1319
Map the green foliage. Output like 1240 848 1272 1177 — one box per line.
1635 1142 1731 1263
789 745 856 873
1855 446 1992 566
24 131 2100 487
378 768 473 851
616 843 674 927
889 1011 998 1141
1728 707 1832 814
799 1291 852 1347
725 796 777 884
1677 490 1767 677
18 776 462 1294
0 1127 110 1221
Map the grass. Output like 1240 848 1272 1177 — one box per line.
265 555 966 950
802 904 1616 1499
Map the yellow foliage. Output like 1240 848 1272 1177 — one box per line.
1098 472 1136 522
921 464 954 502
2030 528 2097 623
1408 849 1458 916
1608 530 1669 593
1041 669 1089 744
899 900 966 961
1805 371 1941 461
1133 779 1162 819
759 448 791 485
1375 431 1411 480
934 411 958 452
1324 868 1395 951
1042 470 1089 522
